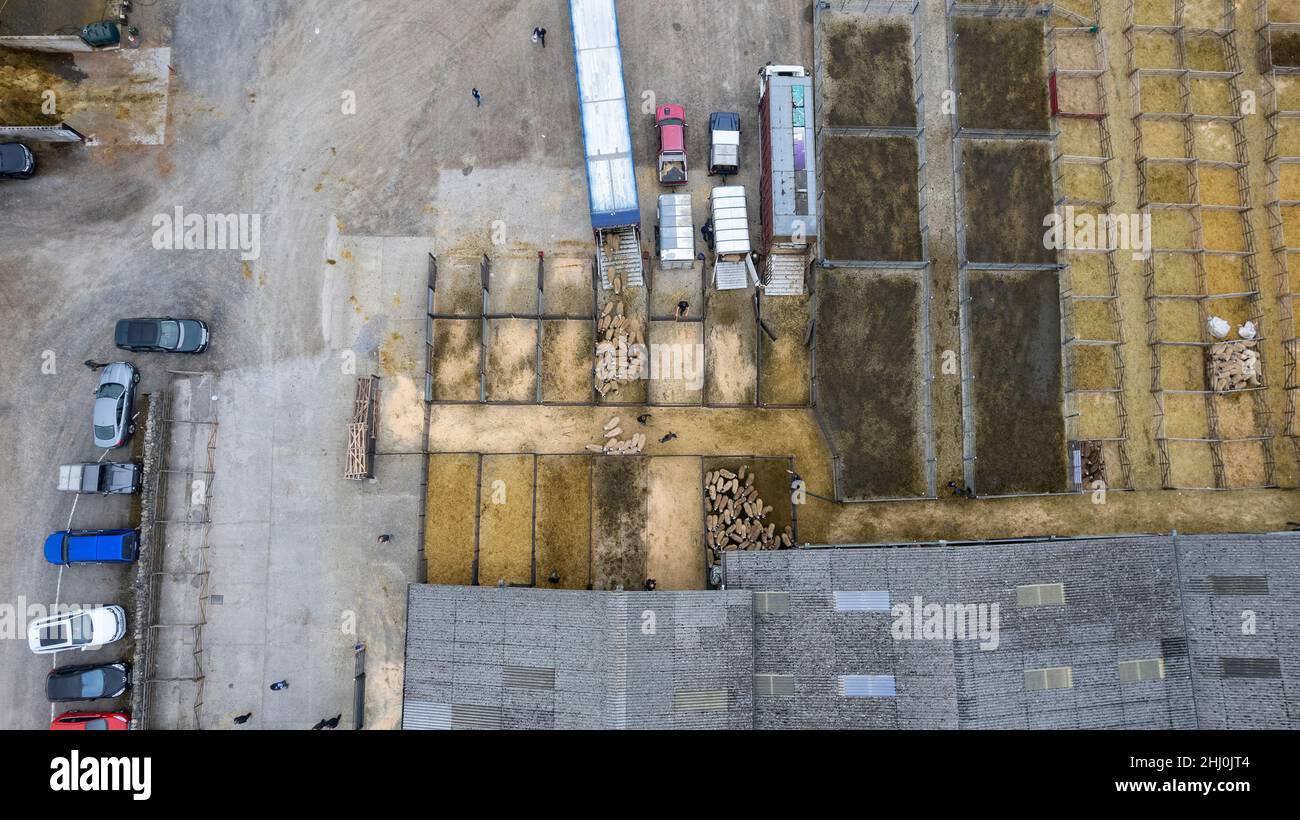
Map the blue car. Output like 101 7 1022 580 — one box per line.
43 530 139 566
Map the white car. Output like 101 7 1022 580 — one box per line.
27 606 127 654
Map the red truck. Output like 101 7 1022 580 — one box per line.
655 104 687 185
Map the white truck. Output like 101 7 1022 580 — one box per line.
57 462 141 495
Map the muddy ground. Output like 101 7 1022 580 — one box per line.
485 317 537 402
705 287 757 404
432 255 483 315
961 140 1057 265
815 268 927 499
968 270 1068 495
1271 32 1300 67
703 456 795 543
821 16 916 128
431 318 481 401
954 17 1049 132
591 455 648 590
823 135 922 261
758 293 811 406
535 455 591 590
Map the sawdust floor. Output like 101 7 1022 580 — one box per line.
425 403 1300 541
433 256 483 315
705 287 757 405
477 454 535 586
1066 251 1111 297
542 257 595 317
820 15 916 128
541 320 594 403
424 454 479 585
1072 344 1118 391
822 135 922 261
431 318 481 401
535 455 591 590
1167 439 1217 488
485 318 537 402
1076 392 1123 442
650 265 703 320
758 293 811 406
591 456 648 590
955 16 1049 131
486 256 539 315
962 140 1057 265
969 270 1068 495
645 457 705 590
815 269 927 499
648 320 704 405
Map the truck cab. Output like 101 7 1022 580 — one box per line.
655 104 688 185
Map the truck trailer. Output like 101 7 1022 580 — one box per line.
758 64 817 295
569 0 644 289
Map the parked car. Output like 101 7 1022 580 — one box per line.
655 104 687 185
28 606 127 654
43 529 140 566
0 142 35 179
47 662 131 702
93 361 139 448
708 112 740 177
50 711 131 731
114 317 209 354
57 462 141 495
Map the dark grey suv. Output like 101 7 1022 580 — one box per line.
0 143 35 179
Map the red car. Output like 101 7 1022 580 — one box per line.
50 711 131 731
655 104 687 185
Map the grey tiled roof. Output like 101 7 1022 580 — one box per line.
403 585 754 729
402 533 1300 729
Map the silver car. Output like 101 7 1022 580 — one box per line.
92 361 139 449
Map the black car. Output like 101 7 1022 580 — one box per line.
47 661 132 702
0 142 35 179
114 317 210 353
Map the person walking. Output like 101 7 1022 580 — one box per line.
636 413 651 425
84 360 107 371
659 432 677 444
311 718 328 730
676 300 689 320
472 88 482 107
233 712 252 725
701 217 714 248
269 680 289 691
377 533 392 544
644 578 657 591
532 26 547 48
324 714 341 729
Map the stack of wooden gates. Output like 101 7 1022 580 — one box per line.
345 376 379 480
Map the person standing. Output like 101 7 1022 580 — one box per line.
472 88 482 107
233 712 252 725
269 680 288 691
